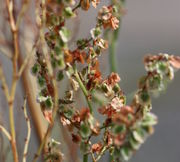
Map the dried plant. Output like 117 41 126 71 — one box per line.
0 0 180 162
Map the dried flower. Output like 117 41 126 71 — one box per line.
43 110 52 123
91 0 100 8
90 27 101 39
72 133 81 143
98 5 119 29
110 97 124 112
94 38 108 49
60 116 71 126
79 108 90 121
110 16 119 30
98 6 112 22
169 55 180 69
91 142 102 153
105 72 121 86
70 77 79 91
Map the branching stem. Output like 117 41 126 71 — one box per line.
74 68 93 113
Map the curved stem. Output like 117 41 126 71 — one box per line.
0 125 11 141
95 146 108 161
22 98 31 162
72 1 81 12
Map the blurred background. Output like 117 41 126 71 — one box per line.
114 0 180 161
0 0 180 162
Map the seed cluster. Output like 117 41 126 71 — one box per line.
31 1 180 161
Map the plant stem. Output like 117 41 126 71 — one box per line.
0 125 11 140
33 0 59 161
109 27 120 73
83 154 88 162
74 68 93 113
95 146 108 161
33 76 59 162
109 0 126 73
109 154 115 162
33 124 53 162
17 37 48 142
72 2 81 12
22 98 31 162
5 0 21 160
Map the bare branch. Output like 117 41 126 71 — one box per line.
0 48 12 59
16 0 30 29
0 38 12 59
0 64 10 101
5 0 20 161
5 0 16 32
17 43 36 77
0 125 11 141
22 98 31 162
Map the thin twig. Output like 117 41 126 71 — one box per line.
0 38 12 59
6 0 16 32
16 1 48 142
109 0 126 73
74 68 92 162
72 1 81 12
33 78 58 162
109 27 120 73
0 64 10 101
83 154 88 162
95 146 109 161
17 43 36 77
16 0 30 29
22 98 31 162
17 52 48 142
74 68 93 113
16 0 33 78
59 124 79 162
0 125 11 141
90 151 96 162
5 0 20 161
0 48 12 59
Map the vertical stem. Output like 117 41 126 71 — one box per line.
72 2 81 12
109 154 115 162
109 0 126 73
109 27 120 73
83 154 88 162
5 0 20 161
9 23 19 162
74 68 93 113
9 101 18 162
74 67 93 162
